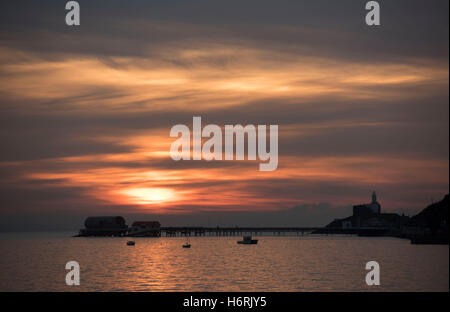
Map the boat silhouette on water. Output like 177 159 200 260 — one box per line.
182 237 191 248
237 236 258 244
126 241 135 246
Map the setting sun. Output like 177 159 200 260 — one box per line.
120 188 177 204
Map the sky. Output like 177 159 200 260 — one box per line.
0 0 448 231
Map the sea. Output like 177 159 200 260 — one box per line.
0 232 448 292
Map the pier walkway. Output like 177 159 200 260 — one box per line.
160 227 321 237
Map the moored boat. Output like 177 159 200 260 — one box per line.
182 237 191 248
237 235 258 244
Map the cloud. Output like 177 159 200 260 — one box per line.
0 0 448 230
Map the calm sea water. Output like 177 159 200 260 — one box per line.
0 232 448 292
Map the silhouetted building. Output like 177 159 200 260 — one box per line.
353 191 381 216
358 213 408 229
325 192 409 232
128 221 161 237
78 216 128 236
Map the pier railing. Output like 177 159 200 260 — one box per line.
160 227 321 236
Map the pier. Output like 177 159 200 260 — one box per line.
160 227 321 237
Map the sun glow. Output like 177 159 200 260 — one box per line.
120 188 177 204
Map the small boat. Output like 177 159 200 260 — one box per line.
237 235 258 244
126 241 135 246
182 237 191 248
